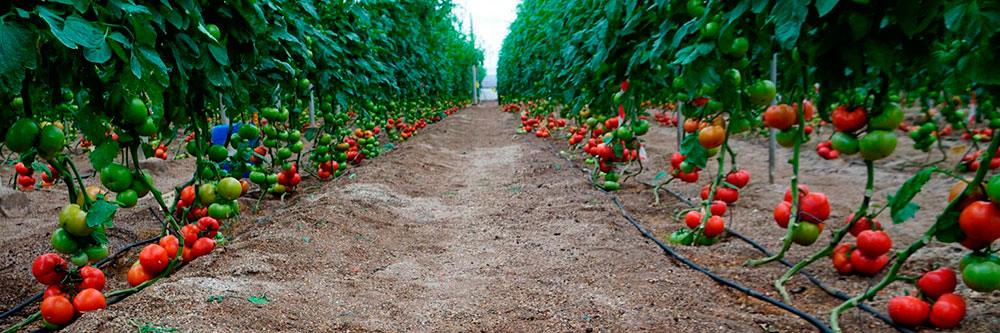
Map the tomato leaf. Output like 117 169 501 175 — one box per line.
887 167 935 224
0 20 37 94
934 212 964 243
680 134 708 169
90 140 120 171
770 0 809 49
90 228 109 245
815 0 840 17
30 162 51 179
653 171 667 181
86 200 117 228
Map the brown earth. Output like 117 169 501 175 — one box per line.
0 102 996 332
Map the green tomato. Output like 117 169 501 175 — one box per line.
700 21 720 39
135 117 158 137
116 189 138 208
728 37 750 56
603 181 620 191
208 145 229 162
270 184 287 195
198 183 217 206
250 171 266 184
59 204 90 237
266 174 279 185
51 228 79 254
632 119 650 136
288 130 302 142
38 124 66 154
679 161 695 173
84 244 109 263
208 203 232 219
70 251 89 267
963 260 1000 292
217 177 242 201
276 147 293 160
100 163 133 193
5 118 40 153
616 128 634 141
987 174 1000 203
868 103 904 130
791 222 820 246
123 97 149 125
290 141 304 153
747 80 777 106
776 128 798 148
830 132 860 155
858 130 897 161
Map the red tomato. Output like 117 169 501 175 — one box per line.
43 285 65 299
799 192 830 223
928 293 966 328
181 224 200 246
725 170 750 188
139 244 170 275
72 288 105 312
40 295 75 326
831 105 868 132
679 170 699 183
703 216 725 238
710 201 727 216
847 213 882 237
181 246 196 263
856 230 892 258
127 262 154 287
716 187 739 204
685 211 702 229
190 237 216 258
958 201 1000 242
850 249 888 275
160 235 180 260
32 254 68 286
180 185 195 204
888 296 930 326
832 243 854 274
917 268 957 300
77 266 105 291
14 162 30 175
774 201 792 228
783 185 809 202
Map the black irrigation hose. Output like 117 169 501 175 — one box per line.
542 141 831 332
545 141 908 332
0 209 164 321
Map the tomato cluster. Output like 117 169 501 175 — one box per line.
888 268 966 329
14 162 37 190
31 254 107 329
652 111 678 127
771 185 830 246
815 141 839 160
827 102 903 161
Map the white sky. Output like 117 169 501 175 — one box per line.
453 0 522 76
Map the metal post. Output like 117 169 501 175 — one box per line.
472 66 479 104
768 53 778 184
676 103 684 151
309 88 316 128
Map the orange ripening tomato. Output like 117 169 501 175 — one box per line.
683 119 699 133
698 126 726 149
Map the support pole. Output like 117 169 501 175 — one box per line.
768 53 778 184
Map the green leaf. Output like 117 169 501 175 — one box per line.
679 134 708 168
91 228 109 245
207 43 229 65
62 14 104 49
84 39 112 63
130 50 143 79
887 167 935 224
0 20 36 94
247 294 269 305
653 171 667 181
815 0 839 17
934 211 964 243
90 140 120 171
770 0 810 49
86 200 118 228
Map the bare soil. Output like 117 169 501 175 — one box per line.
0 102 996 332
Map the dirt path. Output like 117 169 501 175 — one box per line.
60 103 815 332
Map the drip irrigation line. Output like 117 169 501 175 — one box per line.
544 140 908 332
543 141 832 332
